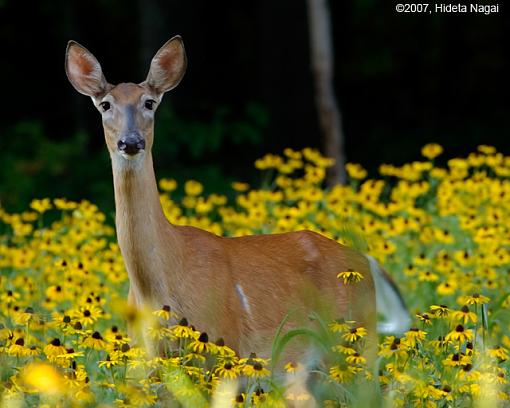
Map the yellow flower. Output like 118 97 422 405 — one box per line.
188 332 215 354
478 144 496 154
329 364 358 382
242 361 270 378
231 182 250 192
342 326 367 342
184 180 204 196
30 198 52 213
44 338 67 358
22 363 63 395
445 325 473 343
99 354 120 368
437 280 457 296
337 270 364 285
8 338 29 357
345 163 367 180
421 143 443 160
284 362 305 374
403 328 427 348
416 313 432 325
170 318 197 339
215 361 240 379
159 178 177 192
153 305 175 321
429 304 450 318
451 305 477 324
459 293 490 305
82 331 108 350
329 318 353 333
345 352 366 365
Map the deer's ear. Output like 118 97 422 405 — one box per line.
65 41 108 97
144 36 187 95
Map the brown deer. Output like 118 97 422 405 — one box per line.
65 36 409 362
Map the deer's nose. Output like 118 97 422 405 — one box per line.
118 133 145 155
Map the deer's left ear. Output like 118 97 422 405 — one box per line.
144 36 187 95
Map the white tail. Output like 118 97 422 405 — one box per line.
366 255 411 334
64 36 408 359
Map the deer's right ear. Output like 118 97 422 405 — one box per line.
65 41 108 98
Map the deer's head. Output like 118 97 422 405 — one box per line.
65 36 186 162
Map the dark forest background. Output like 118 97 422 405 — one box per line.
0 0 508 211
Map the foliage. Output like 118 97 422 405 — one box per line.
0 102 267 212
0 144 509 406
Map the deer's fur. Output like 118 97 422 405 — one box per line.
65 36 408 362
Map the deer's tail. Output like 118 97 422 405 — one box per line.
365 254 411 334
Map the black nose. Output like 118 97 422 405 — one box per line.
118 133 145 155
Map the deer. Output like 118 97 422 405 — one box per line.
65 36 410 365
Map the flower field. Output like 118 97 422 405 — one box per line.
0 144 509 407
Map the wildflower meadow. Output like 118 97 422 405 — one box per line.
0 144 509 407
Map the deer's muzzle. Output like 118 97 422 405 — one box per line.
118 132 145 156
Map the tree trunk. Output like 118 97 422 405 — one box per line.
306 0 346 184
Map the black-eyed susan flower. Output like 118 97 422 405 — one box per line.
44 338 67 358
214 338 236 357
442 352 471 367
153 305 175 320
99 354 120 368
459 293 490 305
170 318 196 339
346 352 366 365
421 143 443 160
158 178 177 192
342 327 367 342
416 313 432 326
328 318 352 333
242 361 270 378
429 304 450 318
403 328 427 348
445 325 473 343
215 361 240 379
345 163 367 180
329 363 359 382
337 269 364 285
488 345 509 362
189 332 214 354
451 305 477 324
82 331 108 350
8 337 28 357
72 305 102 327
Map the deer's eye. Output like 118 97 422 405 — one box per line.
100 102 111 112
144 100 156 110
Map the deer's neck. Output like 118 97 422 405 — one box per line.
111 152 183 303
